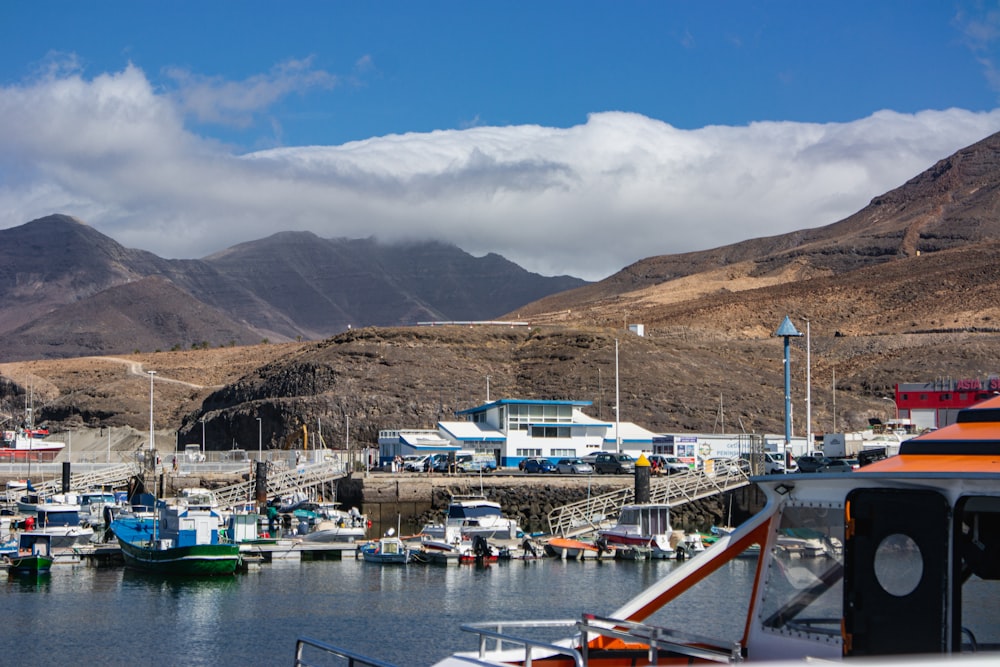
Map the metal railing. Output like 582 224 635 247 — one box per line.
211 460 349 512
294 637 400 667
547 464 751 537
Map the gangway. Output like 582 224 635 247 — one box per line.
547 463 752 538
210 460 349 513
9 463 137 500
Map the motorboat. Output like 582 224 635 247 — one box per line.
320 393 1000 664
301 505 368 543
421 495 520 541
598 503 703 560
0 428 65 461
359 529 412 565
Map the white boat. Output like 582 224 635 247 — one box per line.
598 503 703 560
421 495 520 541
325 392 1000 665
26 503 95 549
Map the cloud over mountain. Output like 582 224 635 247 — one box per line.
2 63 1000 280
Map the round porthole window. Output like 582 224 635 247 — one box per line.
873 533 923 597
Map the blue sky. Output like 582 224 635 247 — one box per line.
2 2 1000 280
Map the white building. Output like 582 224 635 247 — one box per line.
378 398 660 468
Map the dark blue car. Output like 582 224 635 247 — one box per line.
522 458 556 474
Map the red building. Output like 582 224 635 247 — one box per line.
895 378 1000 430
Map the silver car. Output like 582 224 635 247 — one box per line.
555 458 594 474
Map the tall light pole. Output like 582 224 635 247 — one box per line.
774 317 803 461
200 417 206 457
804 318 812 451
256 417 262 462
486 375 491 402
882 396 898 421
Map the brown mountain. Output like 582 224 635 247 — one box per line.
4 131 1000 451
0 217 587 360
517 130 1000 322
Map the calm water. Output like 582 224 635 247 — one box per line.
5 556 757 666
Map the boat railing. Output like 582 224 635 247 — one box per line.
458 619 585 666
293 636 401 667
579 613 743 664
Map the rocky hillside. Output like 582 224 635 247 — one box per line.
0 217 587 360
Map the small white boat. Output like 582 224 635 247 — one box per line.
421 495 520 541
598 503 701 560
26 504 95 549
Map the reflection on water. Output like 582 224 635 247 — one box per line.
5 556 756 666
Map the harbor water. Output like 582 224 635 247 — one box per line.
5 555 757 666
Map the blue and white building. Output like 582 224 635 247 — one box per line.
378 398 660 468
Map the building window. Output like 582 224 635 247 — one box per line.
901 394 908 400
530 426 570 438
551 448 575 457
941 394 951 401
920 394 927 400
516 448 541 458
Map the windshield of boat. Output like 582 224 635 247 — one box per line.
758 503 845 639
448 503 501 520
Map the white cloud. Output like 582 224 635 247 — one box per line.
1 64 999 281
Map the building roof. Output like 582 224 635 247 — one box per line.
454 398 592 417
438 421 506 443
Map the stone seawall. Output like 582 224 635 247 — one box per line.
341 473 766 535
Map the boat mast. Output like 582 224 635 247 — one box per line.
148 370 157 544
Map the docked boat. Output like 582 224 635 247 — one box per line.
6 533 53 575
598 503 703 560
300 505 368 543
542 536 604 560
359 530 412 564
30 504 95 549
110 499 240 576
322 393 1000 665
0 428 65 461
421 495 521 541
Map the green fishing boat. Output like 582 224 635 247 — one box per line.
7 533 54 575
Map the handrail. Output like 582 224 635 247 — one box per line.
294 636 400 667
458 619 585 667
547 465 751 537
579 614 743 664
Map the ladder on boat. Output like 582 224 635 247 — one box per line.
547 464 751 538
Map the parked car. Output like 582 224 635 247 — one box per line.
817 459 855 474
592 452 636 474
555 458 594 474
739 452 788 474
648 455 688 475
522 457 556 474
402 455 429 472
455 453 496 473
581 451 616 464
842 458 861 470
796 454 833 473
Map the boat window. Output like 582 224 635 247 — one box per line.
758 503 845 641
956 496 1000 652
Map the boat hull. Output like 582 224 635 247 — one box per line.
8 554 53 574
116 537 240 576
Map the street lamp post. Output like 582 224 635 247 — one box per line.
256 417 262 462
882 396 899 421
200 418 206 458
804 318 812 451
774 317 803 462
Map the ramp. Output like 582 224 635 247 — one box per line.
547 463 751 537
